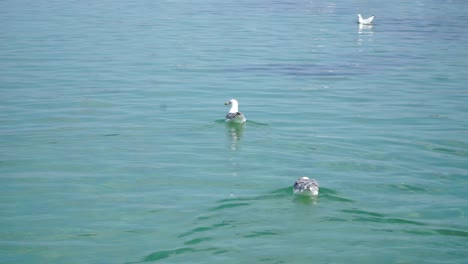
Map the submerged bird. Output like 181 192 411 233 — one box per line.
358 14 375 25
293 177 319 196
224 99 246 124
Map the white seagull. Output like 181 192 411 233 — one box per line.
293 177 319 196
224 99 246 124
358 14 375 25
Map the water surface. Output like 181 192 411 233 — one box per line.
1 0 467 263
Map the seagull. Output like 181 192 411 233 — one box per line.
293 177 319 196
224 99 246 124
358 14 375 25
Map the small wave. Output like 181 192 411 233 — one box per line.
244 230 280 238
140 247 220 262
184 237 213 245
178 221 234 238
209 202 250 211
434 228 468 237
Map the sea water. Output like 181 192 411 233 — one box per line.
1 0 467 263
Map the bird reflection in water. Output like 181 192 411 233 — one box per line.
358 23 374 34
357 24 374 46
225 122 245 151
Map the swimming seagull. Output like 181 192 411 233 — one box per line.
293 177 319 196
224 99 246 124
358 14 375 25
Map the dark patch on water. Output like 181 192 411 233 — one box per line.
213 249 229 255
434 228 468 237
432 147 468 157
350 216 426 226
244 230 280 238
137 247 223 263
385 218 426 226
341 209 385 218
209 202 250 211
102 133 119 137
184 237 212 245
388 227 468 238
77 233 98 237
178 221 234 238
196 214 215 221
142 247 192 262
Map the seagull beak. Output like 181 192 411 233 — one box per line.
224 101 231 105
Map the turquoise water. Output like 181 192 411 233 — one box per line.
1 0 468 263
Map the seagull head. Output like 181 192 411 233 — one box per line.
224 99 238 105
225 99 240 114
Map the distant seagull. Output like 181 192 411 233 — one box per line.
358 14 375 25
224 99 246 124
293 177 319 196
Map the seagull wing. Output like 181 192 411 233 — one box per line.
226 112 242 120
358 14 363 24
358 14 375 24
294 178 319 191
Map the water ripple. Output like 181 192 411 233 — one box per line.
139 247 220 263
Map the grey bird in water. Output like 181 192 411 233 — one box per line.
224 99 246 124
293 177 319 196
